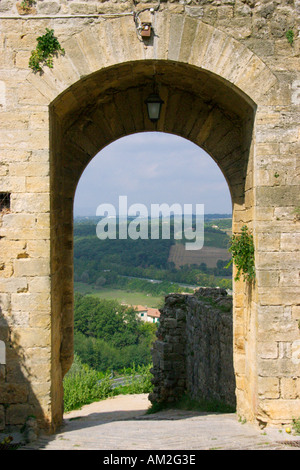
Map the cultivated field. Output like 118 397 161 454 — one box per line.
168 244 231 269
74 283 163 308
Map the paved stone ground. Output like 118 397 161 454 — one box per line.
17 394 300 451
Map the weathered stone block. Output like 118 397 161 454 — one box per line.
11 193 50 214
14 259 50 277
258 377 280 399
281 233 300 251
258 400 300 425
10 328 51 350
6 404 35 426
280 271 300 287
291 340 300 365
256 270 279 288
69 2 97 14
9 162 49 178
281 377 300 399
258 341 278 359
37 1 61 15
0 383 28 404
292 305 300 321
0 293 10 312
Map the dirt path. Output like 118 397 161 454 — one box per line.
21 394 300 451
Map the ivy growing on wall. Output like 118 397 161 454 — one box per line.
226 225 255 283
29 28 65 72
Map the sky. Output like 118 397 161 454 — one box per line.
74 132 232 217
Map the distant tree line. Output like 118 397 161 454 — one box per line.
73 220 232 291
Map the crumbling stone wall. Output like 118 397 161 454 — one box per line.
150 288 236 408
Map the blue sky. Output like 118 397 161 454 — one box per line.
74 132 232 217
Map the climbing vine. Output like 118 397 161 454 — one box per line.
226 225 255 283
29 28 65 72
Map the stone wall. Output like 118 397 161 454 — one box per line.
0 0 299 431
150 288 236 408
0 0 299 73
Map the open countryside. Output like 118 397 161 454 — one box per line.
73 214 233 303
57 215 235 415
58 216 233 407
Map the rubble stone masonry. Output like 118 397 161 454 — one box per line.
150 288 236 408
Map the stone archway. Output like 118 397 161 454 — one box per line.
0 7 299 433
49 52 257 429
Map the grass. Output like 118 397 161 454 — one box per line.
147 393 236 415
74 282 164 308
63 355 153 413
63 358 114 413
195 294 232 313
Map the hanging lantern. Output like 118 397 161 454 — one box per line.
145 92 164 123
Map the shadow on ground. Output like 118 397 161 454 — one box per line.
18 394 300 451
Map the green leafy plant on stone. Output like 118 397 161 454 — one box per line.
20 0 35 11
238 415 247 425
226 225 255 283
286 29 294 45
292 417 300 435
29 28 65 73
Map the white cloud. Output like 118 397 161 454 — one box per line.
74 132 232 216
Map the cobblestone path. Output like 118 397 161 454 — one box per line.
21 394 300 451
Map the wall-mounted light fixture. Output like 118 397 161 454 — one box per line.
133 0 161 41
145 91 164 123
140 22 152 38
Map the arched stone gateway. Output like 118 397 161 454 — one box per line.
0 2 299 433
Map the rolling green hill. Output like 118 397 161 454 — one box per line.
73 216 232 294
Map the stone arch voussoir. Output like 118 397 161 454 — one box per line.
26 13 277 109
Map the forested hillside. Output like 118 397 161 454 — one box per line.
74 294 157 372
